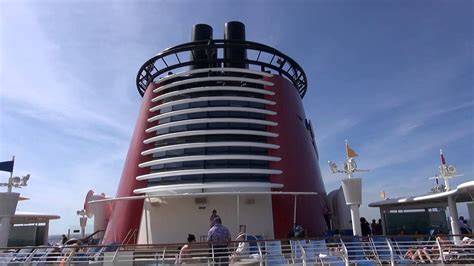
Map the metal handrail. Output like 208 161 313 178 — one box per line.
339 238 349 266
1 235 473 264
386 237 395 266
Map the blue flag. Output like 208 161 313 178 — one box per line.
0 160 14 173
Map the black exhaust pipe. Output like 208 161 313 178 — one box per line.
224 21 247 69
190 24 215 70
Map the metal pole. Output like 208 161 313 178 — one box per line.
293 195 297 225
7 156 14 193
447 196 461 244
145 200 149 245
43 220 50 245
380 208 387 235
112 202 117 243
350 204 362 236
237 194 240 232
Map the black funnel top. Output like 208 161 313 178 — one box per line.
224 21 246 41
190 24 215 70
192 24 213 42
224 21 247 69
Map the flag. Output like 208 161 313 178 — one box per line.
440 149 446 165
0 160 14 173
346 144 358 158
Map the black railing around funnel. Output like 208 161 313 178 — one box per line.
136 39 308 98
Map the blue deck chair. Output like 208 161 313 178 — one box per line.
246 234 260 254
371 236 412 264
390 236 418 261
290 240 306 264
264 240 287 266
342 238 377 265
0 252 14 264
308 239 345 265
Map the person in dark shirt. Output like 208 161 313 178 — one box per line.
360 217 371 236
208 217 231 264
209 209 220 228
287 224 306 239
61 234 68 245
370 219 377 235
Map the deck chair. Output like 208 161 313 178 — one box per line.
246 234 260 254
301 240 317 264
290 240 306 264
0 252 14 264
370 237 412 264
308 239 345 265
342 238 378 265
264 240 287 266
231 233 261 263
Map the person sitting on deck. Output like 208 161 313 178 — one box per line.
230 233 250 263
404 248 433 263
403 233 453 263
461 236 474 246
287 224 306 239
176 234 196 264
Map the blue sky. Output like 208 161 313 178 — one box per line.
1 0 472 235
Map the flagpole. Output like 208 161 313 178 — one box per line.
345 140 353 178
7 156 14 193
345 139 349 160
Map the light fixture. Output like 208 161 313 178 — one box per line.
21 174 30 186
76 209 86 216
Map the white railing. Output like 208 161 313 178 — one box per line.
0 235 473 265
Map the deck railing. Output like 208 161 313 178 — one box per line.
0 235 473 265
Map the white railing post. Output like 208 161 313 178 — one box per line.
211 244 215 265
162 246 166 264
436 238 444 263
298 240 307 266
257 241 263 266
65 249 76 265
340 239 349 266
386 238 395 266
23 248 37 265
112 246 120 263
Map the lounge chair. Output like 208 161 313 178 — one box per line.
289 239 306 264
370 236 412 264
231 233 262 264
308 239 345 265
341 238 377 265
264 240 288 266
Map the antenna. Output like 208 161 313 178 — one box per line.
428 149 464 191
328 141 369 237
1 174 31 190
327 143 369 179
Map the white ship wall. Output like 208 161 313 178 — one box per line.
137 194 275 244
